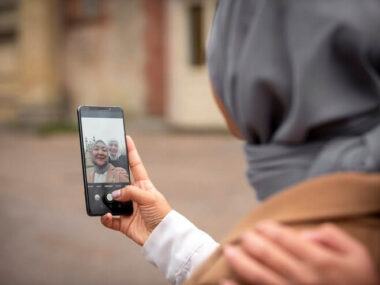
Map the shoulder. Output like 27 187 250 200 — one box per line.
87 167 94 175
86 167 94 182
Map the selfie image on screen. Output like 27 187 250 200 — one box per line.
81 117 129 184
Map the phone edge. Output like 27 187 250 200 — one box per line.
77 106 95 216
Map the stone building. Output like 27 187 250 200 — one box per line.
0 0 225 129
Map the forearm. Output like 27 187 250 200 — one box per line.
142 210 220 285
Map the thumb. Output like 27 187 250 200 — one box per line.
111 185 153 205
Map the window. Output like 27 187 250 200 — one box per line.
0 0 18 43
64 0 107 25
0 0 18 11
189 4 205 66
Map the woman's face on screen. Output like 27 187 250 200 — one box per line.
109 141 119 156
92 141 108 166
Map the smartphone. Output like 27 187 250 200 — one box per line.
77 105 133 216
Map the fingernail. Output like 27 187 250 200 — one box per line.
102 214 109 222
112 190 121 199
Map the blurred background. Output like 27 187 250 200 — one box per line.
0 0 226 128
0 0 257 284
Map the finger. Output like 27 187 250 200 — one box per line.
240 230 306 281
301 223 363 254
256 221 332 263
111 185 153 205
100 213 121 232
219 280 239 285
126 136 149 181
224 245 286 285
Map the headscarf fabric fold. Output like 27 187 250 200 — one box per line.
207 0 380 200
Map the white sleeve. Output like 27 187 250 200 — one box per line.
142 210 220 285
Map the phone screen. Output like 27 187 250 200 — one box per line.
81 117 129 184
78 106 132 216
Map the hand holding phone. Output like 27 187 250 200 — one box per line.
78 106 172 245
101 136 172 246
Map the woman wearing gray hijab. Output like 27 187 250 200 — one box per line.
108 139 128 169
99 1 380 284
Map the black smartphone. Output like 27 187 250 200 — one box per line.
77 105 133 216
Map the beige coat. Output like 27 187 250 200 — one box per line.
86 163 129 183
185 172 380 285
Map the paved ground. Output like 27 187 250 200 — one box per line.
0 128 257 285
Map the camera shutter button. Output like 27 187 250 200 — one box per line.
106 193 113 202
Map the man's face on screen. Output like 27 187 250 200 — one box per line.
92 141 108 166
109 141 119 156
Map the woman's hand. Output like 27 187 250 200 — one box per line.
100 136 172 246
222 222 379 285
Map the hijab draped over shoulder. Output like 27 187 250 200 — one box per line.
207 0 380 200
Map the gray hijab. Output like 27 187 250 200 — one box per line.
207 0 380 200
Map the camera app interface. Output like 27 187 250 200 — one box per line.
81 117 129 188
